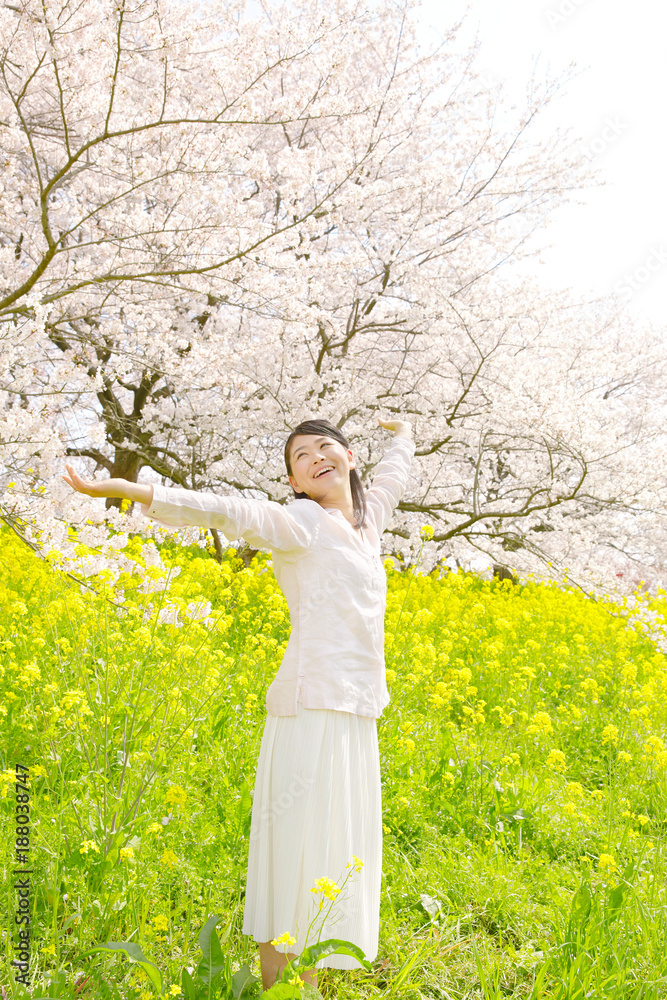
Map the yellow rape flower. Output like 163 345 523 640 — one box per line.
601 725 619 745
621 663 637 683
545 749 567 772
597 853 617 874
161 850 178 868
526 711 553 736
413 609 433 627
644 735 667 766
271 932 296 948
310 877 340 900
420 524 434 540
163 785 187 808
153 914 169 931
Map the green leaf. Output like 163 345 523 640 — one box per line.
569 882 592 926
58 912 81 934
291 937 371 973
237 778 253 838
211 702 228 741
299 985 324 999
262 982 323 1000
80 941 163 994
181 967 198 1000
196 914 228 983
231 962 261 998
606 878 630 922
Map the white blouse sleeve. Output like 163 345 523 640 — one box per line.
140 486 318 553
364 436 416 536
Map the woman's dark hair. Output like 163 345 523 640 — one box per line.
284 418 367 529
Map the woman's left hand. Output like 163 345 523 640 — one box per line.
377 417 412 438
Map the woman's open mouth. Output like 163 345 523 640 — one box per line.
313 465 335 480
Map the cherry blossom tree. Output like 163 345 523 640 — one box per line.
1 0 666 601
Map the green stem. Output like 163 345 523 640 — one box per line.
394 539 426 638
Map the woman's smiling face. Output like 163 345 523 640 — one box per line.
288 434 355 497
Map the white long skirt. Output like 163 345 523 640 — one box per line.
241 700 382 970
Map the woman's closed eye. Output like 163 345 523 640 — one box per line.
297 442 330 460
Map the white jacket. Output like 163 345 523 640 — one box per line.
141 435 416 717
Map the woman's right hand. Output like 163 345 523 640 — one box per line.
62 464 128 499
377 417 413 439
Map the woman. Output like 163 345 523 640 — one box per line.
62 414 415 991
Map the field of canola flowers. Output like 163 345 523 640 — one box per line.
1 523 667 999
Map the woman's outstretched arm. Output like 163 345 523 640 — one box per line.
365 418 416 536
62 464 153 506
61 463 317 553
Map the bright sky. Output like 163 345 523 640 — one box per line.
418 0 667 329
